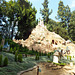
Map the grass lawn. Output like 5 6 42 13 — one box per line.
0 52 50 75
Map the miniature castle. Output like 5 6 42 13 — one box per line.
38 18 46 28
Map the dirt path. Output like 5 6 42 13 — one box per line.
21 63 72 75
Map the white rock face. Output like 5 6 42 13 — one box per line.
53 56 59 63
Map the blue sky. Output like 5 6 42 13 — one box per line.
6 0 75 21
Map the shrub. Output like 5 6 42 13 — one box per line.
18 54 22 63
47 60 52 63
70 56 71 60
59 63 66 66
0 46 3 52
3 57 8 66
15 51 18 62
73 41 75 44
47 53 50 58
13 47 16 54
67 56 68 60
53 63 60 65
35 54 39 60
10 48 13 53
0 55 2 66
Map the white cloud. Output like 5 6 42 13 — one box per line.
70 0 75 8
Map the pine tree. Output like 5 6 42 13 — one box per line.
0 55 2 66
3 57 8 66
15 51 18 62
18 54 22 63
56 1 71 29
68 11 75 41
40 0 52 24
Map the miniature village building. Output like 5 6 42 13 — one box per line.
66 46 70 54
3 42 10 51
53 51 59 63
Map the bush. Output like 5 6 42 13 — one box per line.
0 46 3 52
10 48 13 53
13 47 16 54
15 51 18 62
35 54 39 60
67 56 68 60
47 60 52 63
3 57 8 66
18 54 22 63
70 56 71 60
0 55 2 66
47 53 50 58
59 63 66 66
73 41 75 44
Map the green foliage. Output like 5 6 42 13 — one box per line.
13 47 16 54
67 56 68 60
68 11 75 41
73 41 75 44
10 48 13 53
47 60 52 63
67 56 71 60
40 0 52 24
69 56 71 60
0 36 2 44
3 57 8 66
59 63 66 66
0 46 3 52
15 51 18 62
47 53 50 58
35 54 39 60
18 54 22 63
56 1 71 29
47 19 57 32
0 55 2 66
53 26 69 40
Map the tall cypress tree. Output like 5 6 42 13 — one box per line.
40 0 52 24
56 1 71 29
68 11 75 41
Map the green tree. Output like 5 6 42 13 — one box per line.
0 55 2 66
56 1 71 29
18 54 22 63
47 53 50 58
53 26 69 40
68 11 75 41
3 57 8 66
47 19 57 31
10 48 12 53
40 0 52 24
0 46 3 52
15 51 18 62
16 0 37 39
35 54 39 60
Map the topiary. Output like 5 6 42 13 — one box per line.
70 56 71 60
67 56 68 60
18 54 22 63
35 54 39 60
10 48 13 53
3 57 8 66
0 46 3 52
13 47 16 54
47 53 50 58
15 51 18 62
0 55 2 66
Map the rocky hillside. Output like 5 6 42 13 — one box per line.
13 20 75 55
